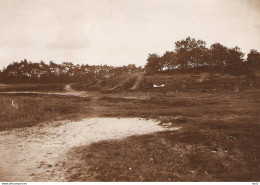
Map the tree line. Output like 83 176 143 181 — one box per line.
1 37 259 83
0 60 143 83
145 37 260 74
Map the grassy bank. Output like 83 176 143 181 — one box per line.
64 89 260 182
0 94 90 130
66 126 259 181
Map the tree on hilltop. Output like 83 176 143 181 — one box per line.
145 53 162 74
246 49 260 69
174 37 209 68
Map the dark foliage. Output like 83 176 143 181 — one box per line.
0 61 143 83
145 37 258 75
246 49 260 69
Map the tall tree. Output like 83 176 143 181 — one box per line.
144 53 162 74
226 46 244 70
246 49 260 69
161 51 177 70
209 43 229 69
174 37 208 68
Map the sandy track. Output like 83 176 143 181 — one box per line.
0 118 179 182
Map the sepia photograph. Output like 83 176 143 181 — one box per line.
0 0 259 183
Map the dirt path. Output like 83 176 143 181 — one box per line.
130 74 144 90
0 118 179 181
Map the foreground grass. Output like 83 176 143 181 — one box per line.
0 88 259 181
0 94 91 130
66 121 259 181
64 90 260 182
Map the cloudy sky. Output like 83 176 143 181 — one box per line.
0 0 260 69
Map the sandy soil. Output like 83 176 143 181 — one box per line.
0 118 179 182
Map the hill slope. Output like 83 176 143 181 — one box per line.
106 71 260 93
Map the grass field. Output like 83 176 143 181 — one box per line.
0 93 91 130
0 81 259 181
63 90 260 181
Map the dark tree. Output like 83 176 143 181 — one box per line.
161 51 177 70
174 37 208 68
209 43 229 70
226 46 244 70
144 53 162 74
246 49 260 69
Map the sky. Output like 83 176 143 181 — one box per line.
0 0 260 69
